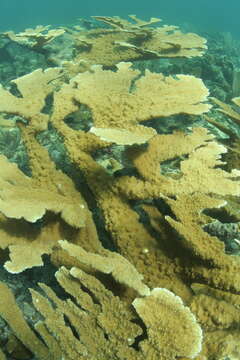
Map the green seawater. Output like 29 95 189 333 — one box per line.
0 0 238 38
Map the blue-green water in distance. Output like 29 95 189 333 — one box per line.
0 0 238 37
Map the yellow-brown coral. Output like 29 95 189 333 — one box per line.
0 244 203 360
72 15 207 67
0 16 239 360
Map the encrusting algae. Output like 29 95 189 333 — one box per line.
0 14 239 360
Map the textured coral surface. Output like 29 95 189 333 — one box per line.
0 15 239 360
